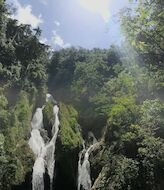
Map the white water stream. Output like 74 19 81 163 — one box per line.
78 134 97 190
28 94 60 190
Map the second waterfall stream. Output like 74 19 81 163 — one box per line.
28 94 59 190
78 134 97 190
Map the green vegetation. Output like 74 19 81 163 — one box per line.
0 0 163 189
0 91 34 190
59 102 82 150
0 1 49 94
42 101 55 138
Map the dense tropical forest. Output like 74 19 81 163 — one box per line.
0 0 164 190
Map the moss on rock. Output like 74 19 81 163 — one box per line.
59 102 82 150
54 102 82 190
43 101 54 138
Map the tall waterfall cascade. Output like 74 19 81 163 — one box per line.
28 94 60 190
78 134 97 190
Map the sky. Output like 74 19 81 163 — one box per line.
6 0 131 49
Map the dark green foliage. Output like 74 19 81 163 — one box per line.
0 1 49 188
0 2 49 93
107 156 139 190
48 47 122 136
49 48 88 86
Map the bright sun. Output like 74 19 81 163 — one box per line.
79 0 110 22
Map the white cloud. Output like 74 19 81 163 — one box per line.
52 31 71 48
79 0 110 22
54 21 61 27
12 0 43 28
39 37 48 44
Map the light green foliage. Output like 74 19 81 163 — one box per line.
0 94 8 108
43 101 54 125
120 0 164 68
43 100 82 150
140 99 164 131
42 101 55 138
0 0 4 5
0 92 34 189
108 96 139 127
13 92 32 137
59 102 82 150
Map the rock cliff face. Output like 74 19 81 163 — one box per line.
88 140 107 190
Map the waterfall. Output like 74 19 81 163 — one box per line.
28 94 60 190
78 134 97 190
31 108 43 130
28 129 45 157
29 107 45 190
32 157 45 190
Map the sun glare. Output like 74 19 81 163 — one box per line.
79 0 110 22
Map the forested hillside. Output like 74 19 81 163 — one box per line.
0 0 164 190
